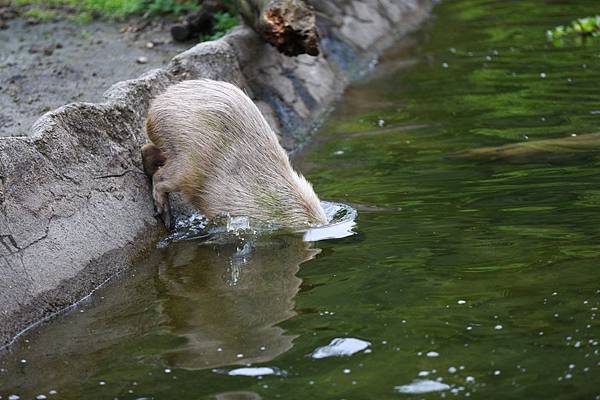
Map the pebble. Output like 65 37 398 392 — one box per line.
136 56 148 64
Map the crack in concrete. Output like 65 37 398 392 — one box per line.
93 168 146 180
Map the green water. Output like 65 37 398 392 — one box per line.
3 0 600 398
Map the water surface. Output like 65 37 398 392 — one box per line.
2 0 600 398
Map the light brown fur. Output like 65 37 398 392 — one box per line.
142 79 327 230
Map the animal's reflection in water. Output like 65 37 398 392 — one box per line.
0 233 319 396
157 234 320 369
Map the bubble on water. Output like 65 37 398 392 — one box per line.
466 326 473 331
457 300 466 305
378 119 385 127
418 371 430 377
426 351 439 358
334 150 344 155
465 376 475 383
486 56 492 61
310 338 371 359
36 395 47 400
228 367 279 377
495 325 503 330
575 341 582 348
343 369 351 374
20 359 26 364
99 381 106 386
395 380 450 394
48 390 57 396
565 373 572 380
442 62 449 68
164 368 172 374
448 367 457 374
494 370 501 376
539 331 544 336
8 395 20 400
236 353 244 358
540 72 547 78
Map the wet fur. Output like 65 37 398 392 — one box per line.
142 79 327 229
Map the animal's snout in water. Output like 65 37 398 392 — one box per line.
141 79 327 230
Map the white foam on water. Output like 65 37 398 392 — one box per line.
228 367 276 377
395 380 451 394
310 337 371 359
303 201 357 241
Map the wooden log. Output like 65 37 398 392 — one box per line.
235 0 319 56
451 133 600 164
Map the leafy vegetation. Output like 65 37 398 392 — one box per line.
22 7 58 21
200 11 237 41
13 0 238 41
13 0 202 18
547 15 600 42
144 0 200 15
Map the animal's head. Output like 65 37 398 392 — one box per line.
254 170 328 229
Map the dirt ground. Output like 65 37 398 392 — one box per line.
0 11 191 137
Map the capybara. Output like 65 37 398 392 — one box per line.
142 79 327 230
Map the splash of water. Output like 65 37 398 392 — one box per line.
157 201 357 247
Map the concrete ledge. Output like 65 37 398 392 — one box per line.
0 0 432 347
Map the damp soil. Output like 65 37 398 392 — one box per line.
0 12 190 137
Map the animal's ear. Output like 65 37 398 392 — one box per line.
141 143 167 177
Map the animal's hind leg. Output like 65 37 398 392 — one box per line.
141 143 166 178
152 165 180 231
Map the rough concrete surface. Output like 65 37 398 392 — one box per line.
0 0 432 347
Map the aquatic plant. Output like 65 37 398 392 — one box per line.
547 15 600 43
